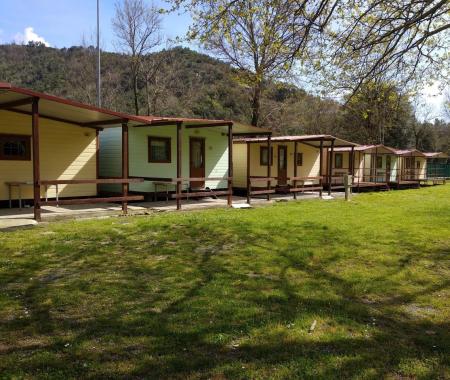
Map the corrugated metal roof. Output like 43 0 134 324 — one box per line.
334 144 399 154
391 148 427 157
234 134 357 147
0 83 269 134
423 152 449 158
137 115 270 134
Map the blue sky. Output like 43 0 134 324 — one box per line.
0 0 192 50
0 0 446 120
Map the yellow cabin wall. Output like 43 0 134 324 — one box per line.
232 141 321 188
321 150 353 175
398 156 427 179
0 110 97 201
232 143 248 188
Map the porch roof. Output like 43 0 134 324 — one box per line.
135 115 270 135
391 148 427 157
234 134 357 147
423 152 448 158
334 144 399 154
0 82 152 129
0 82 270 135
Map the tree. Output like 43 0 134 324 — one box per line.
113 0 162 115
339 80 415 147
315 0 450 99
169 0 337 126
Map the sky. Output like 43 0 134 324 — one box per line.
0 0 447 121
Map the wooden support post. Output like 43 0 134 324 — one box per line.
319 140 323 197
246 142 251 204
96 129 100 195
176 122 182 210
267 136 271 201
293 141 298 200
358 152 361 188
374 146 378 184
328 139 335 195
350 146 355 184
32 97 41 221
121 122 129 214
227 122 233 206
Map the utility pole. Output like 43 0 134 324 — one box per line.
96 0 101 107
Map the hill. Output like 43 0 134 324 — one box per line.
0 43 339 135
0 43 448 152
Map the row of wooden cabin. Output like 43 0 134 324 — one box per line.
232 137 447 202
0 84 448 220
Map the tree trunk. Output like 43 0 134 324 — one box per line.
133 70 139 115
145 75 151 116
251 82 262 127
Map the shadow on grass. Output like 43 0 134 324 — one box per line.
0 214 449 379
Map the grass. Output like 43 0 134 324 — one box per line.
0 185 449 379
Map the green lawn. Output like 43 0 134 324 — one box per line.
1 186 449 379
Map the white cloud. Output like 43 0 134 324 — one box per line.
14 27 51 47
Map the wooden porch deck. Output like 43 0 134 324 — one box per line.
330 181 389 190
0 192 341 229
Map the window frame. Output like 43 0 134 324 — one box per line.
259 146 273 166
148 136 172 163
0 133 31 161
334 153 343 169
296 152 303 166
376 156 383 169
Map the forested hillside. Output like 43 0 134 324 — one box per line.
0 43 448 152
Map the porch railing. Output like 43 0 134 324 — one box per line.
327 167 428 189
38 178 144 206
246 176 323 203
133 176 233 210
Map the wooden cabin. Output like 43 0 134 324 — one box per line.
391 149 427 187
99 118 267 209
327 145 398 191
232 135 357 202
0 83 152 221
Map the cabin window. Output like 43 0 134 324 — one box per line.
416 161 420 169
296 152 303 166
148 137 171 163
335 153 343 169
260 146 273 166
376 156 383 169
0 134 31 161
405 157 414 169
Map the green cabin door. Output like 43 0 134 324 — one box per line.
190 137 205 188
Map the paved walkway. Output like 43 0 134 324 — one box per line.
0 192 344 230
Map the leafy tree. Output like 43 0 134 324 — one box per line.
315 0 450 98
339 81 415 147
169 0 337 126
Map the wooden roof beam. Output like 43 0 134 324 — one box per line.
185 121 232 129
133 121 180 127
5 108 103 130
0 97 34 110
232 132 272 137
81 118 129 127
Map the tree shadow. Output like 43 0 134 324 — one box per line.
0 214 448 378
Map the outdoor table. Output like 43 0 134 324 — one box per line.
153 181 176 202
5 181 59 208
